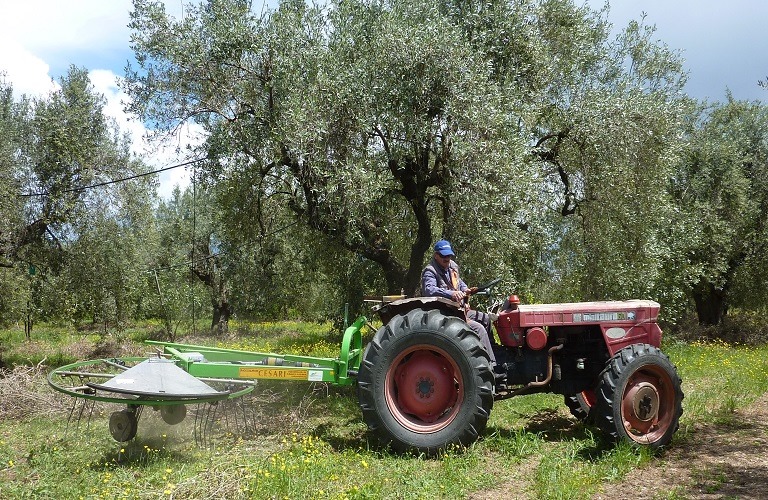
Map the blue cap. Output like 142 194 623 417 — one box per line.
433 239 455 256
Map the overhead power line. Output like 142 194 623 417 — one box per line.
18 157 205 197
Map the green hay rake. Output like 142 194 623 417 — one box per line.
48 317 367 443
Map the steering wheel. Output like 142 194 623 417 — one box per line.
475 277 502 293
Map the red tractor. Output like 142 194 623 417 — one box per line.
49 281 683 453
356 281 683 454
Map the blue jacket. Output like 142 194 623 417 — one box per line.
421 258 467 299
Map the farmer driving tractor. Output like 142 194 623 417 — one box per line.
421 239 497 365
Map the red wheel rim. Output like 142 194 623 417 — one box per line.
385 345 463 433
620 365 676 444
581 390 596 408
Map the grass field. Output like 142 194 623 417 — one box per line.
1 321 767 499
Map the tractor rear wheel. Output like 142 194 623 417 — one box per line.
357 308 494 454
593 344 683 448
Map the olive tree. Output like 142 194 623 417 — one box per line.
126 0 691 311
0 67 156 326
126 0 537 296
0 80 31 323
149 186 220 335
672 97 768 325
519 15 689 306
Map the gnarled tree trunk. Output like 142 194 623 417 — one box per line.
692 281 728 326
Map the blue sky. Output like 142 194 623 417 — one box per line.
1 0 766 195
586 0 768 103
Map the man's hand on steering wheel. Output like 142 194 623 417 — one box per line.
455 287 480 300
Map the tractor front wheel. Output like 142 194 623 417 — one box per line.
593 344 683 448
357 309 494 454
564 391 596 422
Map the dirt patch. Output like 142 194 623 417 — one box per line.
470 394 768 500
593 392 768 499
468 455 540 500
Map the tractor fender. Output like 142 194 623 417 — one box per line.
374 297 465 325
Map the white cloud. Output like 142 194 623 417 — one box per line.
0 1 204 199
140 123 208 200
88 69 206 199
0 38 60 97
0 0 134 53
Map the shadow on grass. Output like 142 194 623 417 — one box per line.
501 407 596 444
91 436 198 469
522 408 584 438
311 418 371 451
486 407 625 460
